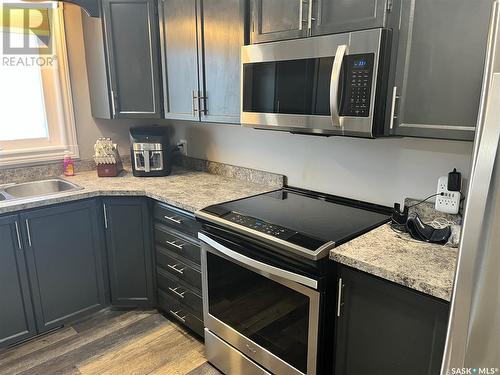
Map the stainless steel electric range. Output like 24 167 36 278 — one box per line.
195 188 390 375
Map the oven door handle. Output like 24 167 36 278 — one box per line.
199 232 318 290
330 44 348 129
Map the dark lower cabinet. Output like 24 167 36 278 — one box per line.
0 215 37 348
153 202 203 337
103 198 155 307
20 200 107 333
334 266 449 375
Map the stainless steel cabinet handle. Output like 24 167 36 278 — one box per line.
164 215 182 224
199 94 208 115
168 286 186 299
103 203 108 229
167 263 185 275
169 310 186 323
192 90 199 116
299 0 305 30
337 277 344 317
15 221 22 250
110 89 117 118
389 86 399 130
25 219 32 247
166 240 184 250
330 44 348 128
307 0 314 30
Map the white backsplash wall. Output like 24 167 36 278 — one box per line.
172 122 473 207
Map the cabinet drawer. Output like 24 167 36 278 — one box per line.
155 248 202 291
154 203 201 237
155 225 200 265
158 290 204 337
157 267 203 319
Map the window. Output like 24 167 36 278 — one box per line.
0 2 78 167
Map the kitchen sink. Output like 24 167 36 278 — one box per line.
0 178 82 201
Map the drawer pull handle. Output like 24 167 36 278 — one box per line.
169 309 186 323
164 215 183 224
166 240 184 250
168 286 186 299
167 263 185 275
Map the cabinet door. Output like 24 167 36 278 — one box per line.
392 0 492 140
250 0 309 44
334 266 449 375
199 0 244 124
311 0 389 36
21 201 106 333
102 0 162 118
103 198 155 307
159 0 201 121
0 215 37 348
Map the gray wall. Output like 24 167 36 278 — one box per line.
172 123 473 206
65 5 473 207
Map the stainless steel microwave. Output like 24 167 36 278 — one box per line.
240 28 393 138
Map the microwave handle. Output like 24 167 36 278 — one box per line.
330 44 348 128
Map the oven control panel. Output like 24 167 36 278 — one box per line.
223 212 296 239
341 53 375 118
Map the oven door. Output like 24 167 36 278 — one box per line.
241 28 390 138
199 232 320 375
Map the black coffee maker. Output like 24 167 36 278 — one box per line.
129 126 172 177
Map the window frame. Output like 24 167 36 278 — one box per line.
0 3 79 167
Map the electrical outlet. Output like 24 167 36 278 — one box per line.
177 139 188 156
435 176 460 214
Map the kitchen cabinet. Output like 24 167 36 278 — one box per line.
0 215 37 348
249 0 397 43
334 266 449 375
20 200 107 333
249 0 308 44
103 198 155 307
311 0 392 37
159 0 244 124
82 0 162 119
153 202 204 336
391 0 492 141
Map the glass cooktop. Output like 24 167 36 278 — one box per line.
198 188 390 256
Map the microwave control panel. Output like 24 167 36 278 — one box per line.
341 53 375 118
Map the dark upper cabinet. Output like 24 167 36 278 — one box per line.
390 0 492 141
82 0 162 119
20 201 106 333
334 266 449 375
0 215 37 348
311 0 391 37
103 198 155 307
159 0 244 124
249 0 308 44
250 0 394 43
159 0 200 121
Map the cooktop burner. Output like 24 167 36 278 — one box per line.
196 188 390 260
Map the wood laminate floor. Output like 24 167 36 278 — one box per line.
0 309 222 375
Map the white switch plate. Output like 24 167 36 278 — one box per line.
435 176 460 214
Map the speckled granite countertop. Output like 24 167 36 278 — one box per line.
330 223 457 301
0 167 282 215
